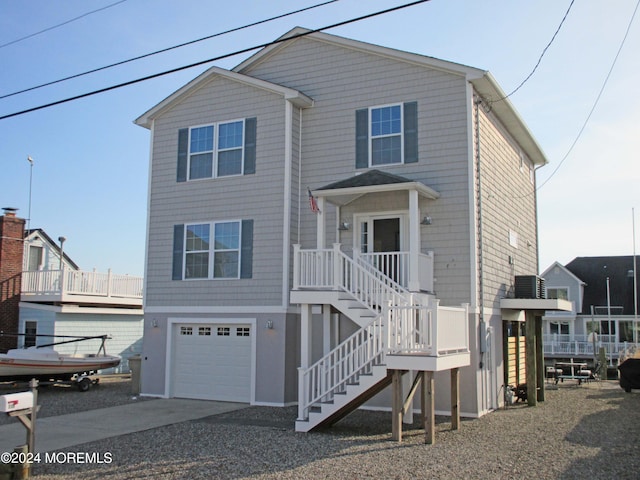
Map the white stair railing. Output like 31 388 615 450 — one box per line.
297 314 386 420
336 247 409 316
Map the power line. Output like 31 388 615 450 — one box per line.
0 0 431 121
537 0 640 191
0 0 340 100
491 0 575 104
0 0 129 49
505 0 575 99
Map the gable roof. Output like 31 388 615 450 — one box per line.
314 169 439 207
234 27 547 167
134 66 313 129
565 256 639 315
541 261 586 286
25 228 80 270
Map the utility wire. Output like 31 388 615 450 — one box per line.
0 0 129 49
0 0 340 100
537 0 640 190
492 0 575 104
0 0 431 121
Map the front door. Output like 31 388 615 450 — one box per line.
357 215 405 284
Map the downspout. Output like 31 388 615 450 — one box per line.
474 97 485 341
297 107 303 245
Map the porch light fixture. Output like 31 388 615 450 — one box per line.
338 221 350 231
421 215 432 225
266 320 274 329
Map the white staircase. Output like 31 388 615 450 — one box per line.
293 246 469 432
296 251 419 432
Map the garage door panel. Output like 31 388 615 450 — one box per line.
172 323 252 402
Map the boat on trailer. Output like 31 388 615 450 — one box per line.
0 334 120 390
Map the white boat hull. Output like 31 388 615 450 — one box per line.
0 348 121 380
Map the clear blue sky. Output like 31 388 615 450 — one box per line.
1 0 638 277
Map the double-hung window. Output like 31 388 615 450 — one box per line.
355 102 418 168
370 105 402 165
178 117 256 182
175 220 253 280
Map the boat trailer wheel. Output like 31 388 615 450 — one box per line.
77 377 92 392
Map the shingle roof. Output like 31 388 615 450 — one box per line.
565 256 639 315
317 169 414 190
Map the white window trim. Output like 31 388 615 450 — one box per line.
369 103 404 167
188 118 246 181
183 219 242 280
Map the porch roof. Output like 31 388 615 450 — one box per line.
313 169 440 206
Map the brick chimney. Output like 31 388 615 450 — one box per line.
0 207 25 352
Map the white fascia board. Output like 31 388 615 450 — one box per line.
234 27 484 80
469 72 548 167
540 261 586 286
314 181 440 206
134 66 312 128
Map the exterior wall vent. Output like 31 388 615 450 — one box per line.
514 275 545 299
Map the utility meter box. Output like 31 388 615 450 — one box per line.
0 392 34 413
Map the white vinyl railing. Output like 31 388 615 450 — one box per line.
293 245 434 294
298 315 386 419
543 334 631 360
21 269 143 299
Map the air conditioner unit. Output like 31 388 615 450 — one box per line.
514 275 545 299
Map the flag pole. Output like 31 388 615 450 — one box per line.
633 207 638 346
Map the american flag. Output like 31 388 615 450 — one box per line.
308 188 320 214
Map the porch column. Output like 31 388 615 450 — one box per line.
316 197 326 249
323 305 331 355
408 189 420 292
300 304 313 369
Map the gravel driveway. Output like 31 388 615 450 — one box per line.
3 376 639 479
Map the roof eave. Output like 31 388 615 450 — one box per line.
134 66 313 129
469 72 548 167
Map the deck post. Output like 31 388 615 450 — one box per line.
422 370 435 444
525 311 537 406
451 368 460 430
391 369 403 442
535 316 545 402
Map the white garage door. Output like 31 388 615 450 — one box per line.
172 323 252 402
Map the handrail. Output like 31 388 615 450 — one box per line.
298 315 386 419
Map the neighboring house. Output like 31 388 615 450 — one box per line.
135 28 568 434
0 217 144 373
542 256 639 363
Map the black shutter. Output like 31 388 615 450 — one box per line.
403 102 418 163
240 220 253 278
355 109 369 169
172 224 185 280
177 128 189 182
244 117 257 175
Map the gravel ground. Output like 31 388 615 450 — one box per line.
4 378 640 479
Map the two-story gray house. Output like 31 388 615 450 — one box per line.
135 28 564 435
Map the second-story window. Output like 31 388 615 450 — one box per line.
177 117 256 182
371 105 402 165
189 120 244 180
356 102 417 168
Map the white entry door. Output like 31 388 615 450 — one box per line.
172 323 252 402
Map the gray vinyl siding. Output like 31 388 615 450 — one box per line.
476 103 539 310
245 37 473 306
146 76 288 307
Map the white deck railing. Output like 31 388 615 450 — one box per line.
21 269 143 300
293 245 434 293
543 334 632 360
